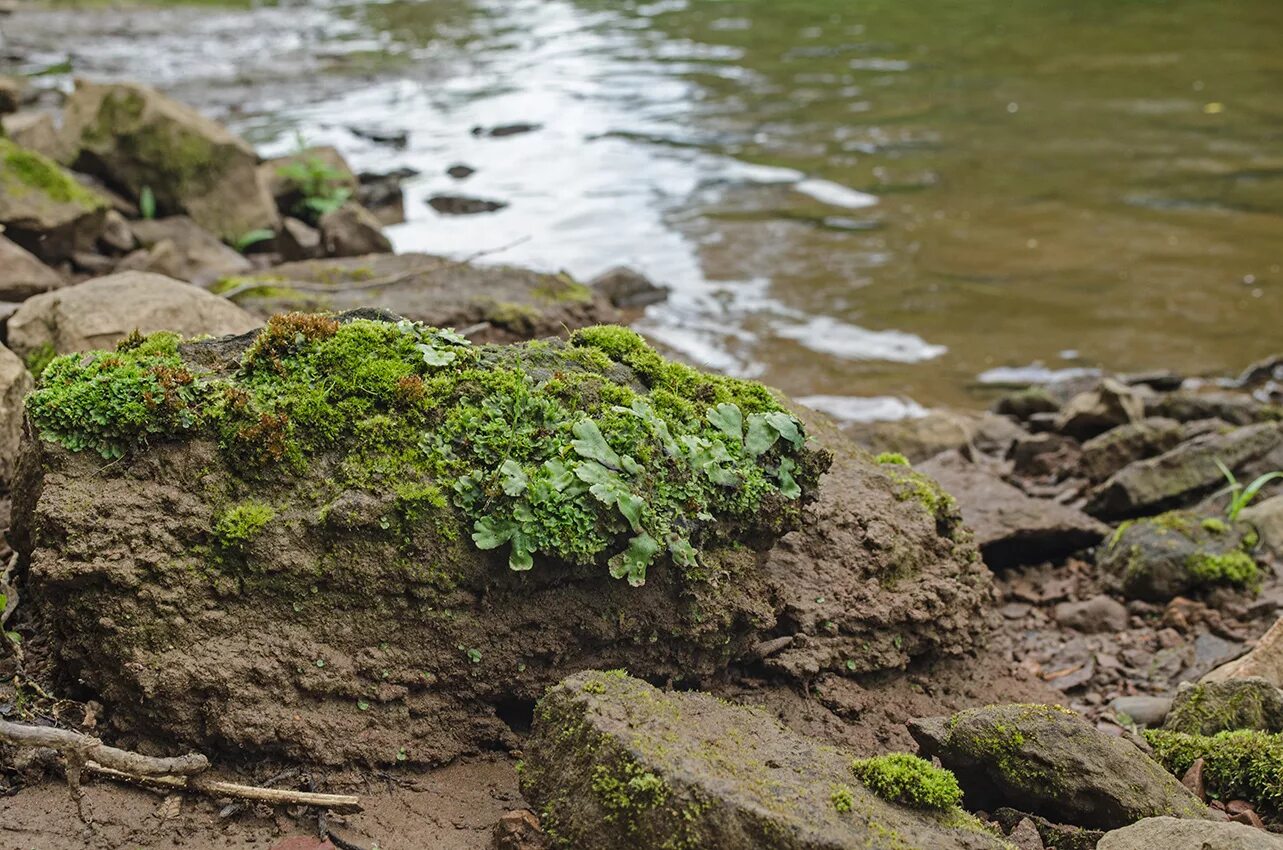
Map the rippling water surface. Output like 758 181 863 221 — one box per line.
6 0 1282 415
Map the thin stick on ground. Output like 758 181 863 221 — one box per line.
88 764 363 813
217 235 533 300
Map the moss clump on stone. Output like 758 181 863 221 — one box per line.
875 452 910 466
214 500 275 548
23 342 58 380
1145 728 1283 812
0 138 106 209
830 784 855 813
850 753 962 811
1185 550 1260 590
26 316 826 587
1163 679 1283 737
1201 517 1228 535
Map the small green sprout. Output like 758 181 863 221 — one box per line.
1216 458 1283 522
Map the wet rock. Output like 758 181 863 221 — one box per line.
318 202 392 258
1053 595 1128 634
62 80 279 241
447 164 476 180
0 343 32 485
1146 392 1280 427
1205 617 1283 687
993 386 1061 420
6 270 259 360
588 266 669 309
260 146 358 220
1096 817 1282 849
523 671 1008 850
356 169 414 227
0 234 63 300
918 450 1108 569
428 194 508 215
346 125 408 149
125 215 252 285
909 704 1208 829
1097 511 1260 601
490 810 548 850
1241 495 1283 559
1110 695 1172 727
2 111 62 160
1086 423 1283 519
844 410 1026 464
1163 678 1283 735
472 123 540 138
1079 417 1185 484
276 217 323 262
1055 379 1145 440
0 138 108 262
1120 370 1186 393
228 253 619 341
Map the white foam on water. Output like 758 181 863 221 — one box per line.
775 315 946 363
797 395 929 423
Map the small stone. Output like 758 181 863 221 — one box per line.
446 164 476 179
491 809 548 850
428 194 508 215
1110 695 1172 727
1054 595 1128 634
1008 818 1045 850
1228 809 1265 830
1180 758 1205 800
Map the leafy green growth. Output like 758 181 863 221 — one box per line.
24 343 58 380
277 156 351 222
26 318 826 587
830 784 855 813
850 753 963 811
875 452 910 466
231 228 276 253
1216 458 1283 522
1185 550 1261 590
139 185 156 220
214 501 276 548
1146 729 1283 812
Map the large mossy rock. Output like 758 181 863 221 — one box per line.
60 80 278 241
909 704 1208 830
1097 817 1283 850
1163 678 1283 736
1097 511 1261 602
522 670 1009 850
0 137 107 262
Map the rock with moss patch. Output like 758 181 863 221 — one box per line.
909 703 1209 829
1145 728 1283 815
0 137 108 262
1163 678 1283 736
1098 817 1283 850
522 670 1009 850
60 80 278 241
220 253 620 341
1097 510 1261 602
6 271 259 362
13 316 834 764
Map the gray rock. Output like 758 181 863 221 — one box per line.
1146 391 1281 427
1 111 63 160
1055 378 1145 439
125 215 252 285
1204 616 1283 687
1053 595 1128 634
0 138 108 262
993 386 1061 420
1097 511 1260 602
1086 423 1283 519
1097 817 1283 850
276 216 323 262
1163 677 1283 735
1110 695 1172 727
1242 495 1283 560
318 202 392 258
909 703 1208 829
98 209 137 254
523 671 1009 850
0 343 32 486
0 75 25 115
918 450 1108 568
1079 417 1185 484
1010 432 1081 480
589 266 669 309
0 233 63 300
845 410 1026 463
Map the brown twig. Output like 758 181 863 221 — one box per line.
87 764 363 813
0 719 208 777
219 236 532 301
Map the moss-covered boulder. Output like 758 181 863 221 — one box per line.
909 704 1209 829
215 253 620 342
1145 728 1283 814
14 314 834 764
522 670 1010 850
60 80 278 241
1163 678 1283 736
0 137 107 262
1097 511 1261 602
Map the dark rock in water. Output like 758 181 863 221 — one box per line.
428 195 508 215
1163 678 1283 735
1086 423 1283 519
993 386 1061 420
909 704 1208 829
357 168 416 227
125 214 252 285
1096 817 1283 850
471 123 541 138
346 124 408 148
1079 417 1186 484
1055 378 1146 440
1053 595 1128 634
1097 511 1261 602
226 253 620 342
1119 370 1186 393
588 266 669 309
319 201 392 257
523 671 1009 850
918 451 1108 569
1238 354 1283 390
446 164 476 180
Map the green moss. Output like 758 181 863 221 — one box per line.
1145 729 1283 812
533 273 594 304
830 784 855 813
887 467 957 523
0 138 106 209
1201 517 1229 535
1164 681 1283 736
850 753 963 811
214 500 275 547
23 342 58 380
26 316 826 588
875 452 910 466
1185 550 1260 590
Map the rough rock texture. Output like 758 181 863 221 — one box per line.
1242 495 1283 560
227 253 620 342
2 111 63 160
759 419 995 679
1052 595 1128 634
1204 616 1283 687
522 671 1009 850
0 137 107 262
61 80 278 240
844 411 1025 464
918 451 1107 569
277 217 322 262
1097 511 1260 602
1054 379 1145 440
1096 816 1283 850
1079 418 1185 484
1086 423 1283 519
124 215 252 285
6 271 259 360
318 202 392 257
0 233 63 300
1146 391 1282 427
909 704 1208 829
0 343 33 486
1163 678 1283 736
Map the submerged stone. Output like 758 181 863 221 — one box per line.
522 670 1008 850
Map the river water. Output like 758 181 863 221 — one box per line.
4 0 1282 416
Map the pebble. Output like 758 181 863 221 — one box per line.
1110 695 1172 726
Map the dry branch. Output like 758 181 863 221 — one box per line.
0 718 208 776
87 764 363 813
